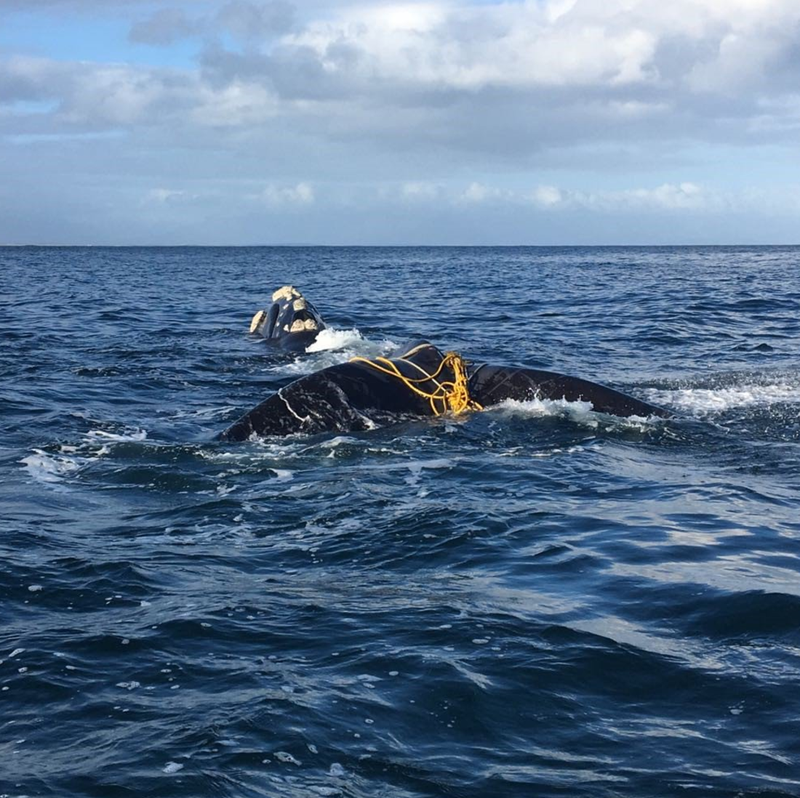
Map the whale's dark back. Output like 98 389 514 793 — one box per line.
469 364 671 418
219 338 670 441
218 340 454 441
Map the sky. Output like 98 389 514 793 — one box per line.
1 0 799 245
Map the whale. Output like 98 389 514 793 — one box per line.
249 285 325 351
218 339 670 442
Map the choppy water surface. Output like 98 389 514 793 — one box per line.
2 246 800 798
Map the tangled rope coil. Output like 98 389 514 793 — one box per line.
350 348 483 416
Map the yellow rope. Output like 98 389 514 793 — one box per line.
350 350 483 416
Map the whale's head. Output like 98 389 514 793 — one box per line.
250 286 326 348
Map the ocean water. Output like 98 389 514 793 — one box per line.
2 246 800 798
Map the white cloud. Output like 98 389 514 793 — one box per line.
568 182 717 212
518 181 723 212
397 179 799 215
260 181 314 205
3 0 800 243
280 0 800 96
530 185 564 208
400 181 442 201
190 81 278 126
5 0 800 151
147 188 188 204
521 181 800 215
287 3 659 89
139 179 800 217
0 56 283 132
458 182 506 203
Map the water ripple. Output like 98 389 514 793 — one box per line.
2 246 800 797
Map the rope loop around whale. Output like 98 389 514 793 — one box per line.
350 347 483 417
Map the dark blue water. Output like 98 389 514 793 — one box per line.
2 246 800 798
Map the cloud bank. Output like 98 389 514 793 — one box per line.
1 0 799 243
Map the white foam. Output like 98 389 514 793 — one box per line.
489 397 665 431
274 751 302 766
272 328 396 377
21 450 81 484
362 457 455 476
646 382 800 416
85 429 148 442
491 397 599 426
319 436 360 449
305 328 368 353
22 427 153 487
404 458 453 485
171 406 237 421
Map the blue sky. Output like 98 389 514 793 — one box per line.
2 0 799 244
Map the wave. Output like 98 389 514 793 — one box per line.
20 427 150 486
275 328 397 376
645 381 800 416
85 429 148 443
20 449 82 485
305 328 372 353
488 397 662 430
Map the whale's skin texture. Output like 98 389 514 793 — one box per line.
468 364 671 419
219 341 449 441
218 340 670 441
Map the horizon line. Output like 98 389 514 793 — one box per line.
2 242 799 248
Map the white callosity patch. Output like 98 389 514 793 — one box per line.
249 309 266 333
272 285 302 303
290 318 318 332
